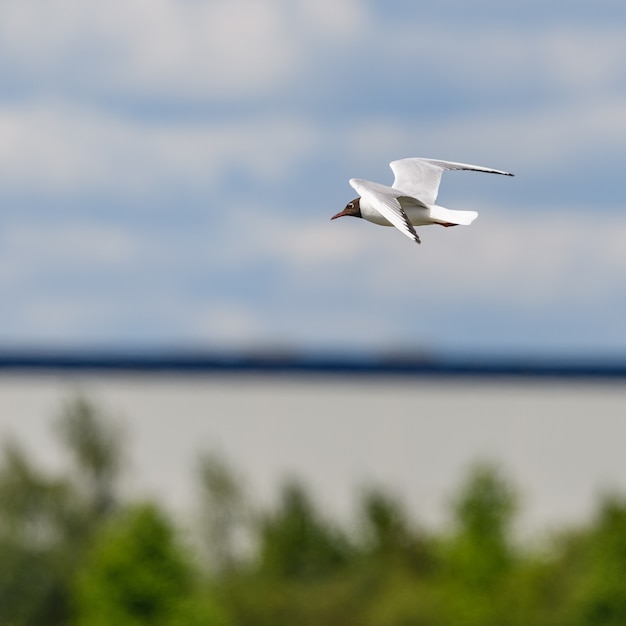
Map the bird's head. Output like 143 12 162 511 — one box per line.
331 198 361 220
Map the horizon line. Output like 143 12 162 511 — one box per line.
1 348 625 379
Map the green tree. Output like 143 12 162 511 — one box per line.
447 461 517 583
256 480 351 582
438 462 519 626
75 503 229 626
358 488 432 571
0 442 79 626
354 488 440 626
222 481 357 626
574 495 626 626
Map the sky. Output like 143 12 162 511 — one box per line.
1 0 626 357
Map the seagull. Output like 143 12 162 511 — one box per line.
331 157 513 244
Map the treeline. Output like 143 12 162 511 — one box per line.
1 398 625 626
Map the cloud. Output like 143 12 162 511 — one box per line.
2 2 625 202
193 302 272 350
1 220 139 275
4 94 625 207
0 100 323 195
542 27 626 93
336 92 626 183
2 1 624 116
0 0 365 101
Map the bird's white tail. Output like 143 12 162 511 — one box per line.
429 205 478 226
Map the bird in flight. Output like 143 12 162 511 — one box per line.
331 157 513 244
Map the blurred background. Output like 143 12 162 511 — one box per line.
1 0 626 624
1 0 625 356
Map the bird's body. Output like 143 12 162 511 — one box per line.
331 157 513 244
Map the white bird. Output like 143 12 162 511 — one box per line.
331 157 513 244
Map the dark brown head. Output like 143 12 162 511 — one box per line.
331 197 361 221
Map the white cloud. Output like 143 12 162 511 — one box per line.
1 3 625 200
0 0 365 101
1 1 624 114
388 21 626 101
2 220 139 272
543 27 626 93
0 100 323 195
335 92 626 178
193 302 270 350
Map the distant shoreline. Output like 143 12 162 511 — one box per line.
1 350 625 379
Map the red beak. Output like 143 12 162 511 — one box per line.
330 209 347 220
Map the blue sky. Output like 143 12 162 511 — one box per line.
1 0 626 356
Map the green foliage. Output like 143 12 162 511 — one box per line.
573 496 626 626
444 462 517 588
256 479 352 581
357 487 433 572
75 503 228 626
0 443 78 626
2 397 626 626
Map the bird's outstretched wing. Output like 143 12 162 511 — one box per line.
349 178 423 244
390 157 514 206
